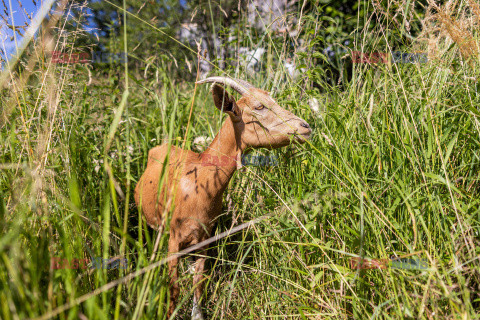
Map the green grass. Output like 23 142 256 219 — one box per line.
1 1 480 319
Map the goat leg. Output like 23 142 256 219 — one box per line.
191 248 207 320
167 237 180 318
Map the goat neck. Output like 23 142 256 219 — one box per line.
198 116 243 197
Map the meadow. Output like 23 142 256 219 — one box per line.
0 0 479 319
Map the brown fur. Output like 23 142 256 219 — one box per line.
134 83 312 318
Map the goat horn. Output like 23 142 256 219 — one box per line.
235 79 254 89
196 77 252 95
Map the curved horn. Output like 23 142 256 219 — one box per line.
196 77 251 95
235 79 254 89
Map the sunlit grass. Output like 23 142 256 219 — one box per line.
1 0 480 319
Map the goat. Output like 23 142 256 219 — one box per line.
134 77 312 319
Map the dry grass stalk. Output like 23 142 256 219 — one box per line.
466 0 480 24
427 0 479 64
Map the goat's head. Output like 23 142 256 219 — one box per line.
196 77 312 149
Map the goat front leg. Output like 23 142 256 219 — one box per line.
190 248 207 320
167 236 180 319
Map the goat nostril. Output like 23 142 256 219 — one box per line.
300 122 310 129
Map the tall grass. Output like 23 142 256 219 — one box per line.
1 0 480 319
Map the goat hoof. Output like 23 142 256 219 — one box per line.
191 304 204 320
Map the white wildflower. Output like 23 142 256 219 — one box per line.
193 136 212 152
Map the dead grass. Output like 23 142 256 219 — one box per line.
422 0 479 65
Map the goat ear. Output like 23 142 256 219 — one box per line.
212 84 241 121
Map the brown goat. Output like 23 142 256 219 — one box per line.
134 77 312 319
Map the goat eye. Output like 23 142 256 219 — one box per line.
255 105 265 110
